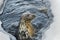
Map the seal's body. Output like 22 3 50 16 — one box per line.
18 12 36 40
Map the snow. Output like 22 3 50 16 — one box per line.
0 21 10 40
43 0 60 40
0 32 10 40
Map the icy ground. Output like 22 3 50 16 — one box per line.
43 0 60 40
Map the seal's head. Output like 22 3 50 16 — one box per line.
21 11 36 21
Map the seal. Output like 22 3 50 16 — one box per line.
18 12 36 40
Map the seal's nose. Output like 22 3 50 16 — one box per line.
31 14 36 19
